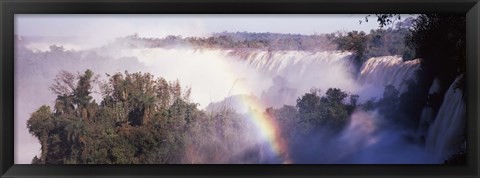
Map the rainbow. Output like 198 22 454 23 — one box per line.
214 51 293 164
240 96 292 164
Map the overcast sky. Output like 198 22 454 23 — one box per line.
15 14 391 38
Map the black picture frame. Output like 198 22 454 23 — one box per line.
1 0 479 177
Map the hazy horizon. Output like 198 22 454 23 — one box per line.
16 14 387 37
14 14 457 165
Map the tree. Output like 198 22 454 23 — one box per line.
30 69 209 164
334 31 368 70
406 14 466 90
370 14 466 134
74 69 97 121
297 90 321 117
54 94 75 116
324 88 348 104
267 105 299 141
296 88 350 134
362 14 402 28
321 88 349 128
156 78 171 110
350 94 359 107
375 85 402 124
50 70 98 120
27 105 54 163
368 14 465 90
50 70 77 96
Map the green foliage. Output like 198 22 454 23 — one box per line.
334 31 368 65
23 16 467 163
295 88 350 134
366 28 415 61
370 14 466 136
28 68 263 164
28 69 362 164
28 69 456 164
114 32 337 51
27 105 54 164
332 26 416 71
407 14 466 90
27 69 197 164
370 14 465 91
359 84 426 129
27 105 54 139
363 14 402 28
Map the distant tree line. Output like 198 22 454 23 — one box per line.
110 28 413 60
329 27 415 70
110 32 338 51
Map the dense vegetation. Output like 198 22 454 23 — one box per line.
371 14 466 163
25 14 466 164
28 66 421 164
371 14 466 90
28 70 258 163
331 28 415 68
28 68 376 163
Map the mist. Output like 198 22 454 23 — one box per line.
289 110 437 164
14 31 464 164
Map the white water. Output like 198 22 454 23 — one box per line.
15 40 465 163
418 79 441 137
227 50 359 108
222 52 421 109
358 56 421 93
107 48 363 109
426 75 466 161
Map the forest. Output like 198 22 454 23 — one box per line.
29 68 427 163
25 14 466 164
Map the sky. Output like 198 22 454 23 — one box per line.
13 14 408 164
15 14 386 39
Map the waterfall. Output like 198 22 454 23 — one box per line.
358 56 421 92
224 50 424 108
107 48 425 109
226 50 359 108
226 50 358 96
16 33 467 164
426 75 466 161
418 79 441 139
227 50 356 76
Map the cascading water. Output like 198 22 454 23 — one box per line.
418 79 441 139
426 75 466 161
112 48 424 112
16 38 465 163
228 50 357 75
225 50 359 108
112 48 424 110
358 56 421 93
112 48 360 110
226 50 467 163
